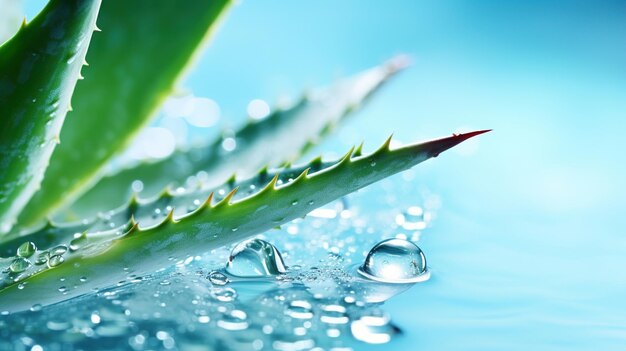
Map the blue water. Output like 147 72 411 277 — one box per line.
21 0 626 350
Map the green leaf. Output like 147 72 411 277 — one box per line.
16 0 232 229
0 0 101 233
62 57 409 221
0 130 489 313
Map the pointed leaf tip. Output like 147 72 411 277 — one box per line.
455 129 492 141
417 129 491 158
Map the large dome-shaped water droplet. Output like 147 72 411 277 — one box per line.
358 238 429 283
9 257 32 273
17 241 36 258
225 239 286 277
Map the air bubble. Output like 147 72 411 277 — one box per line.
225 239 286 277
358 238 429 283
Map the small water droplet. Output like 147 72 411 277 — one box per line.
48 255 65 268
211 287 237 302
34 251 49 265
50 245 68 256
69 236 85 251
30 303 42 312
291 200 299 206
131 180 144 192
358 238 428 283
225 239 286 277
9 257 31 273
17 282 26 290
207 271 229 285
58 286 67 293
17 241 36 257
370 161 377 167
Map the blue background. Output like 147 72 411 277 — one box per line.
25 1 626 349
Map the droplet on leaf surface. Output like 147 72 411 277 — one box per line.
225 239 286 277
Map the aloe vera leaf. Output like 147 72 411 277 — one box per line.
0 130 489 313
59 57 410 222
16 0 232 229
0 0 101 233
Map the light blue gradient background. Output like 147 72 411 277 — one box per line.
25 1 626 349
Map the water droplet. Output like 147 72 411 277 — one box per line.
211 287 237 302
50 245 68 256
131 180 144 192
58 286 67 293
69 236 85 251
17 241 36 257
30 303 42 312
9 257 31 273
225 239 286 277
17 282 26 290
48 255 65 268
291 200 298 206
207 271 229 285
370 161 377 167
358 239 429 283
34 251 49 265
